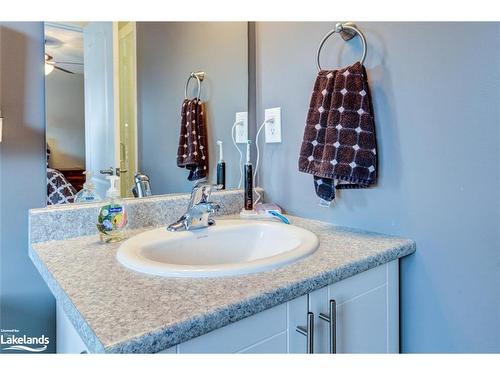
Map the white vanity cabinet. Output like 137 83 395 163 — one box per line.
57 260 399 354
308 259 399 353
171 260 399 354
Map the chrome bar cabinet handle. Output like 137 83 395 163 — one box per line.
296 312 314 354
319 299 337 354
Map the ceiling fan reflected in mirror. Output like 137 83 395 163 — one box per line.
44 53 82 76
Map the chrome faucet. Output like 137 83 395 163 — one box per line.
167 182 221 232
132 172 152 198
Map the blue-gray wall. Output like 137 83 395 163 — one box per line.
0 22 55 353
254 22 500 352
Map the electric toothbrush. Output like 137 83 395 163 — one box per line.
216 140 226 189
244 140 253 211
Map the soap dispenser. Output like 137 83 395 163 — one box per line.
97 175 127 243
75 171 101 203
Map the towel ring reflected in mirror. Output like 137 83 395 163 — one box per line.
185 71 205 100
316 22 367 71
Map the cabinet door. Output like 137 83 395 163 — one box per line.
309 261 399 353
332 261 398 353
237 332 287 354
56 303 89 354
332 283 387 353
177 303 287 353
308 286 329 353
165 294 308 354
287 294 309 353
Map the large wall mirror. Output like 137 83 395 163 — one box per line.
44 21 249 205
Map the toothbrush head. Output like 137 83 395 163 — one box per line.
245 140 251 163
217 140 224 161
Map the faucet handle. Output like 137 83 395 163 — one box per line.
192 202 220 214
189 182 223 206
206 202 221 213
192 181 223 191
168 185 222 232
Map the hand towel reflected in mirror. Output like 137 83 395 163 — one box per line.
177 98 209 181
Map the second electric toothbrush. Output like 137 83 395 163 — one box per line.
244 140 253 211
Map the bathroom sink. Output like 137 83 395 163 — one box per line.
116 219 319 277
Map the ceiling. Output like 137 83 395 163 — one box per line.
45 22 86 75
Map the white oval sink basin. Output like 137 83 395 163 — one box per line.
116 219 319 277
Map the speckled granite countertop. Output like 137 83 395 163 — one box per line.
29 215 415 353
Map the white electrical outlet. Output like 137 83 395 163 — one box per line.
265 107 282 143
235 112 248 143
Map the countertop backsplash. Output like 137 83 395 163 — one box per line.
29 188 263 243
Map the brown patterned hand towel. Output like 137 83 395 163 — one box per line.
298 61 377 205
177 98 209 181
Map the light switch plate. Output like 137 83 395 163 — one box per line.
235 112 248 144
265 107 282 143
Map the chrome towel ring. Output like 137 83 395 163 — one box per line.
184 71 205 99
316 22 367 71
